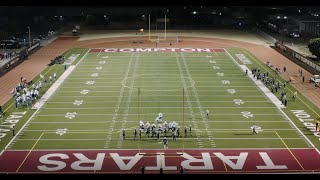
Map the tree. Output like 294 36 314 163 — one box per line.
308 38 320 59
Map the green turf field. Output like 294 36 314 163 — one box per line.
2 47 320 151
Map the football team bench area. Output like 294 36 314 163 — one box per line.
0 47 320 174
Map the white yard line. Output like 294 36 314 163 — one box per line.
28 121 293 124
16 137 303 141
175 52 203 147
59 86 258 89
57 95 266 97
47 100 270 103
59 85 257 88
42 107 277 110
181 52 217 148
6 147 315 151
34 113 283 116
104 53 135 148
117 53 139 148
28 120 290 124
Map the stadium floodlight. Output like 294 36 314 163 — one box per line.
284 16 287 19
104 15 107 18
277 16 281 19
219 12 222 15
193 11 197 15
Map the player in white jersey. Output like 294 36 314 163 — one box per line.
163 121 167 129
22 93 26 105
38 81 42 90
40 74 44 81
139 120 145 131
145 122 150 130
26 90 31 98
158 113 163 120
34 89 39 100
171 121 177 132
168 122 172 131
53 72 57 81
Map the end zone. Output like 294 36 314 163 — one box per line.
0 148 319 173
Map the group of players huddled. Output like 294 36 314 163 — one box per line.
12 72 57 109
121 113 192 149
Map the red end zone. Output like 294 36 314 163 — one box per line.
0 148 320 174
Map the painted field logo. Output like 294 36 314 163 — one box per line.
1 149 320 173
64 54 80 65
0 111 27 142
235 54 252 64
99 48 225 53
291 110 320 138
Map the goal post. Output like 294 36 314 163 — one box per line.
157 36 179 44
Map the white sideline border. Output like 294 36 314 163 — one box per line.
32 66 76 109
224 48 320 155
0 49 90 157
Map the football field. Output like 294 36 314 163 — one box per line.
1 47 320 173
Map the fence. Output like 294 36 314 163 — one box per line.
274 41 320 74
0 42 41 77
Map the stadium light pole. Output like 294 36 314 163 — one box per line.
149 14 151 41
164 14 167 40
27 26 31 48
